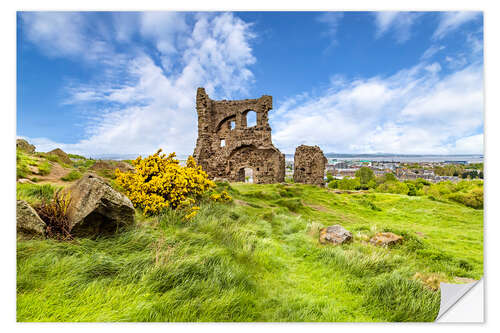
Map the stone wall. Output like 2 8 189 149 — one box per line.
293 145 327 185
193 88 285 184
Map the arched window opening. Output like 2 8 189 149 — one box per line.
220 139 226 147
246 110 257 127
230 120 236 130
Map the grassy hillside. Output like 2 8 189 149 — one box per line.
17 180 483 322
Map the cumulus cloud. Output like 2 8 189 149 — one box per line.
433 11 481 39
373 11 421 43
272 62 483 154
22 12 256 156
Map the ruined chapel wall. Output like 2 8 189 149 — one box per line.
193 87 284 184
293 145 327 185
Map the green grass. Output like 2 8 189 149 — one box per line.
37 161 51 176
17 183 60 205
68 153 87 159
17 183 482 322
61 170 82 182
36 152 61 164
73 158 96 171
16 150 37 179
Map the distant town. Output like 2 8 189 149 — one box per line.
86 153 484 184
284 155 484 183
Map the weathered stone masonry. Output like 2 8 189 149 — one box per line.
293 145 327 185
193 87 285 183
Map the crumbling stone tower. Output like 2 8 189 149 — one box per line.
293 145 327 185
193 88 285 184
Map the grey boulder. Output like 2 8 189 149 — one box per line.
66 173 135 237
319 225 352 245
17 200 46 239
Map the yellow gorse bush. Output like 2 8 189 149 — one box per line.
210 190 232 203
115 149 216 216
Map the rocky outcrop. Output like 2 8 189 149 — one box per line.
369 232 403 247
48 148 72 164
16 139 36 153
66 173 135 237
16 200 46 239
319 225 352 245
90 160 134 173
294 145 327 185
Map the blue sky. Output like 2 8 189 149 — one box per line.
17 11 483 156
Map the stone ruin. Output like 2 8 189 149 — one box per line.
293 145 327 185
193 87 285 184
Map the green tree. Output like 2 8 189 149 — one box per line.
355 167 375 185
326 172 334 183
383 172 397 182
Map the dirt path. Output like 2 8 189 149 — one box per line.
37 162 73 186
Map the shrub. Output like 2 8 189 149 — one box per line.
61 170 82 182
383 173 397 182
115 149 216 216
447 187 483 209
407 183 417 196
328 179 338 189
210 190 232 203
326 172 334 183
376 181 409 195
33 189 72 240
68 153 86 159
337 178 361 190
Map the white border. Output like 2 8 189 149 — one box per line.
2 0 498 332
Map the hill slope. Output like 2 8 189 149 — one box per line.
16 181 483 322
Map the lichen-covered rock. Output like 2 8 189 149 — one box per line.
66 173 135 237
47 148 72 164
16 139 36 153
193 87 285 184
319 225 352 245
370 232 403 247
293 145 327 185
16 200 46 239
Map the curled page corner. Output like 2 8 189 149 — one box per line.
435 278 483 322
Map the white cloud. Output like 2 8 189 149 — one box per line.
24 12 257 156
433 11 481 39
317 12 344 45
139 12 189 55
272 62 483 154
20 12 120 64
452 134 483 154
374 11 421 43
421 44 445 60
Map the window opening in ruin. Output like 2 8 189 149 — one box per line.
246 110 257 127
244 168 254 183
230 121 236 130
220 139 225 147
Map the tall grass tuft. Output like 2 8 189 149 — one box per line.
34 190 72 240
17 183 58 204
